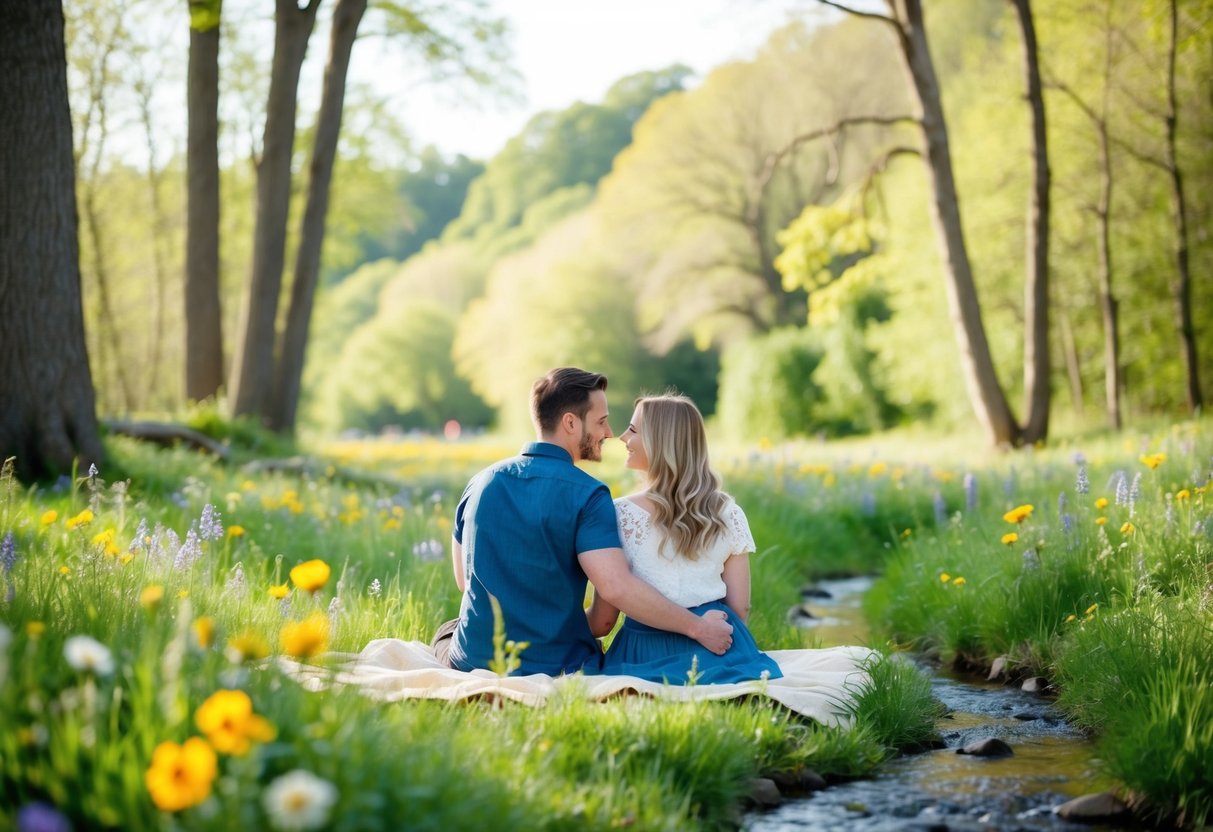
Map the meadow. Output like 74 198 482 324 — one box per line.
2 418 1209 830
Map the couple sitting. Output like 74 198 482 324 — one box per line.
432 366 781 685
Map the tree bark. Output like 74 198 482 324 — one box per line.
1058 308 1084 419
270 0 368 433
0 0 104 481
888 0 1021 445
228 0 320 421
1009 0 1051 443
185 1 225 402
1162 0 1202 413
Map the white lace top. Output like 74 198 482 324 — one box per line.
614 496 756 608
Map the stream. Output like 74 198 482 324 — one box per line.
745 577 1132 832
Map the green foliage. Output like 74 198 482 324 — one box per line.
183 402 298 458
717 328 826 441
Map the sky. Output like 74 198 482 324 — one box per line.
350 0 820 161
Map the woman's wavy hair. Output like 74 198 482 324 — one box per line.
636 394 729 561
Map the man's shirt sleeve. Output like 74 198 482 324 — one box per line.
575 486 623 554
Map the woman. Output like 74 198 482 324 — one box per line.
587 393 782 684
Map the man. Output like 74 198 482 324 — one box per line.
434 367 733 675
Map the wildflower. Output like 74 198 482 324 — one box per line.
15 802 71 832
262 769 339 831
240 480 256 492
227 525 246 538
172 526 202 570
963 473 977 511
139 585 165 611
1023 548 1040 570
1075 465 1090 495
952 576 966 586
280 614 329 658
1120 521 1135 535
367 578 382 598
901 528 912 539
1114 472 1129 505
65 509 93 529
58 566 71 577
198 504 223 541
1 532 16 575
1176 489 1190 502
26 621 45 638
289 559 330 593
868 462 887 477
1094 497 1108 509
1085 603 1099 615
1061 513 1073 534
1057 491 1067 516
144 737 218 812
933 491 947 525
327 595 342 623
226 631 269 663
225 563 246 595
1139 452 1166 470
1065 614 1076 623
268 584 290 600
177 590 190 599
194 689 276 755
192 617 215 649
1001 532 1019 545
1002 504 1034 524
63 635 114 676
939 573 951 583
40 511 58 526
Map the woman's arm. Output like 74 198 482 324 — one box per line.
585 587 620 637
722 553 751 624
451 537 466 592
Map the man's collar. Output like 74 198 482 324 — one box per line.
521 441 573 463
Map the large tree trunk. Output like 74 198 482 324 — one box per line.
0 0 104 481
1094 19 1122 431
185 1 225 402
228 0 320 421
1010 0 1050 443
270 0 367 433
889 0 1021 445
1162 0 1202 413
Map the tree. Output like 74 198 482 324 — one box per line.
0 0 104 480
185 0 225 402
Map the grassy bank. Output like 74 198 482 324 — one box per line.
864 418 1213 827
0 437 939 831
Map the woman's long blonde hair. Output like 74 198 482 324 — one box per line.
636 394 729 561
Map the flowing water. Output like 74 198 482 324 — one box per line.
745 578 1136 832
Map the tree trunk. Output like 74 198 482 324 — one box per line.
185 1 225 402
0 0 104 481
270 0 367 433
889 0 1021 445
228 0 320 421
1095 34 1121 430
1162 0 1202 413
1009 0 1050 443
1058 308 1084 419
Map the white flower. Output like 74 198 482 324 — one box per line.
262 769 339 831
63 635 115 676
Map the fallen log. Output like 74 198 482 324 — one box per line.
103 420 231 460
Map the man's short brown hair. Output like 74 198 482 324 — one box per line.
531 368 608 434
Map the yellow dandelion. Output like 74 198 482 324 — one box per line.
40 510 58 526
192 616 215 649
1002 505 1034 524
139 585 165 611
1120 521 1135 535
901 528 912 539
58 566 71 577
226 631 269 663
26 621 46 638
177 590 190 600
90 528 115 547
118 553 134 565
1085 603 1099 615
1175 489 1190 502
145 737 218 812
939 573 951 583
227 525 246 538
952 576 966 586
1094 497 1108 509
868 462 888 477
280 614 329 658
1001 532 1019 545
289 559 331 593
268 584 289 600
1095 516 1107 526
194 689 277 756
1065 614 1076 623
240 480 256 492
1139 452 1166 470
65 509 94 529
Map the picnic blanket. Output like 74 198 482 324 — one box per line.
276 639 877 728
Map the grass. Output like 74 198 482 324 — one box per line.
0 435 941 831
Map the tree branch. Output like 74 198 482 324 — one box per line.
814 0 898 25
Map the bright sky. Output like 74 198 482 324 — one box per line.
352 0 819 160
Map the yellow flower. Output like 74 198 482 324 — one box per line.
58 566 71 577
901 528 912 538
280 614 329 658
1139 452 1167 470
1002 505 1034 524
192 617 215 649
1175 489 1190 502
1095 516 1107 526
26 621 45 638
1120 521 1135 535
952 576 966 586
1084 603 1099 615
227 525 246 538
194 689 277 756
1065 614 1076 623
939 573 951 583
1094 497 1108 510
1001 532 1019 545
119 553 134 565
140 585 165 611
40 510 58 526
383 518 401 531
268 584 290 600
289 559 331 593
240 480 256 492
91 528 115 547
145 737 218 812
227 631 269 663
177 590 190 599
65 509 93 529
868 462 888 477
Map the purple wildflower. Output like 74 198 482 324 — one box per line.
1114 472 1129 506
1 532 16 576
172 525 202 570
860 491 876 518
1022 549 1039 571
1075 465 1089 495
198 504 223 542
17 802 72 832
1058 491 1068 516
225 563 246 595
128 519 149 555
932 491 947 526
963 473 977 512
1062 513 1073 534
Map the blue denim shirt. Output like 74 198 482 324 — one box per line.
448 442 622 675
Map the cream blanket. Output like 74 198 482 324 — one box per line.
277 639 877 728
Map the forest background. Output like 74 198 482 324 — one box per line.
61 0 1211 450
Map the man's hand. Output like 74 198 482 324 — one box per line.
690 609 733 655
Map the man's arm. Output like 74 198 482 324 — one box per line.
451 537 466 592
579 547 733 654
585 588 619 638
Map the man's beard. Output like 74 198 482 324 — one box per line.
579 425 602 462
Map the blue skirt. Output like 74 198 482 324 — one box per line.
601 600 783 685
